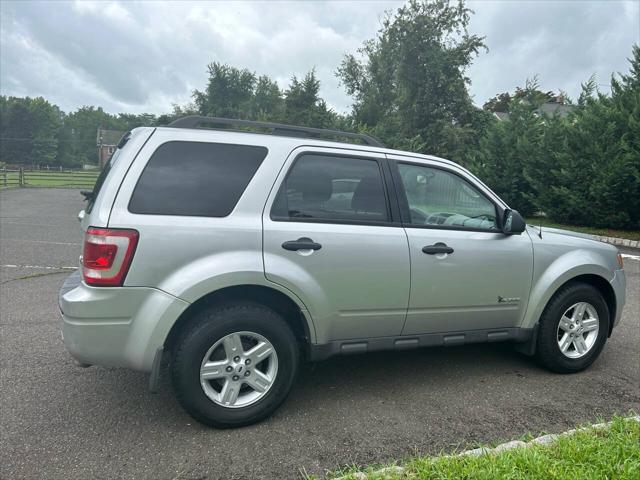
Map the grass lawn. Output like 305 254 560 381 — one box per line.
322 415 640 480
526 217 640 242
1 170 98 188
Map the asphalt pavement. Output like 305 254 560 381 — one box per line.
1 188 638 480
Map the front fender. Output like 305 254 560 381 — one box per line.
521 249 614 329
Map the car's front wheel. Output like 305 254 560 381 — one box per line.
171 303 299 428
535 282 609 373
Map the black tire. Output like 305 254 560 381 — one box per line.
535 282 609 373
171 302 299 428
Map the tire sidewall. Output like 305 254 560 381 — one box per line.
172 304 298 427
538 284 610 373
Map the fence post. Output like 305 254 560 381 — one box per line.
1 169 5 187
19 167 24 187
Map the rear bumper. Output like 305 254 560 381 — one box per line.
59 271 189 372
610 268 626 328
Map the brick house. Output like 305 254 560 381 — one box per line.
96 128 125 168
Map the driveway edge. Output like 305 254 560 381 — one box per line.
336 415 640 480
592 235 640 249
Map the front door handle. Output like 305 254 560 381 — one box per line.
282 237 322 251
422 242 454 255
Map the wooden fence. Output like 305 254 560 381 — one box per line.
1 168 99 189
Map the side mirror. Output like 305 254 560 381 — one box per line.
502 209 526 235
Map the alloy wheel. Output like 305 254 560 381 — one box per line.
199 331 278 408
556 302 600 359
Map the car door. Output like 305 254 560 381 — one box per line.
263 147 410 344
387 155 534 336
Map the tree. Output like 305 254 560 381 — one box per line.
482 92 512 113
189 63 338 128
483 84 556 113
58 106 117 167
0 96 62 166
193 63 256 118
337 0 487 161
531 47 640 229
250 75 284 121
283 69 335 127
472 79 580 217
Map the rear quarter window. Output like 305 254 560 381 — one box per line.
128 141 268 217
86 132 130 213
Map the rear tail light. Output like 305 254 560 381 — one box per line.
82 227 139 286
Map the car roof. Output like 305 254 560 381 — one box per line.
153 125 462 171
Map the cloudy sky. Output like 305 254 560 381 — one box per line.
1 0 638 115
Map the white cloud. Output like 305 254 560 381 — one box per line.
0 0 638 115
467 0 640 103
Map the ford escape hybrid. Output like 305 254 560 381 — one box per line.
60 116 626 428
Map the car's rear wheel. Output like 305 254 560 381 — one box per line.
535 282 609 373
171 303 299 428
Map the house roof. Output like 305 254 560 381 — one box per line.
537 102 575 117
493 102 576 121
96 128 125 147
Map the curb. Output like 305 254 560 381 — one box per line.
457 415 640 458
591 235 639 249
335 416 640 480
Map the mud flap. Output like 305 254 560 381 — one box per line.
514 323 539 356
149 347 164 393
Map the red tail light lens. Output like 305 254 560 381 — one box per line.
82 227 139 286
84 242 118 269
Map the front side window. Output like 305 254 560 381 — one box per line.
129 141 267 217
397 163 497 230
271 154 389 223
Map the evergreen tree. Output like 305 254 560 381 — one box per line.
532 47 640 228
193 62 257 118
471 80 548 216
284 70 335 128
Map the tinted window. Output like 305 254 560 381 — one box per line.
398 163 497 230
272 154 389 223
129 141 267 217
86 135 127 214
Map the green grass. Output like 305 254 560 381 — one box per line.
319 415 640 480
0 170 98 188
526 217 640 242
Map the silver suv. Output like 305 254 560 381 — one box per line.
60 116 626 427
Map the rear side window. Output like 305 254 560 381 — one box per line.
129 141 267 217
271 153 389 223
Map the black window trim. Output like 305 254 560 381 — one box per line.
269 151 402 227
127 139 268 218
87 130 137 214
389 159 506 233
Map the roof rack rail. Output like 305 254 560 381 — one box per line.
167 116 385 148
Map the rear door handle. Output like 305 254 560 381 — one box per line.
282 237 322 251
422 242 454 255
